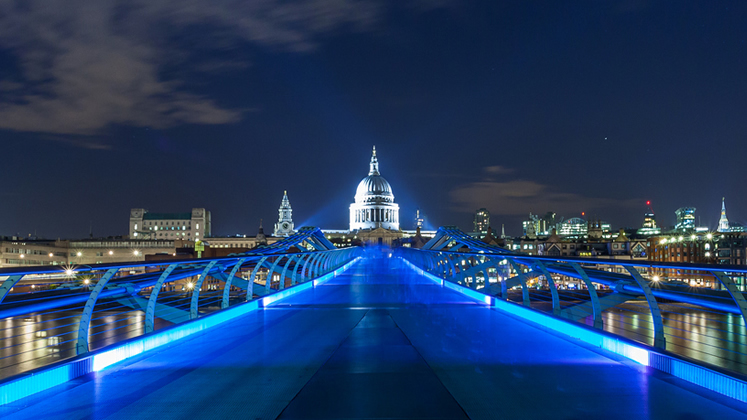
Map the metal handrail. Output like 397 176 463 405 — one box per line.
397 243 747 374
0 229 362 379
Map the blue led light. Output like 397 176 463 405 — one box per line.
313 257 360 287
399 253 747 404
0 364 74 405
1 256 362 406
399 256 649 365
93 298 262 372
95 258 362 371
261 282 313 306
400 257 489 304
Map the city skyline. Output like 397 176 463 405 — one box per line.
1 1 746 238
1 191 741 240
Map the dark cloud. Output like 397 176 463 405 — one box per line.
482 165 515 176
450 175 640 218
0 0 447 136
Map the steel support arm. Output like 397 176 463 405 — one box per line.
221 258 247 309
190 261 218 319
247 257 268 301
507 259 531 307
711 271 747 330
76 268 120 354
569 262 603 328
145 264 178 333
626 266 666 349
533 261 561 317
0 275 25 304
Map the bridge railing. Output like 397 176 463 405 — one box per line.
0 227 362 380
396 245 747 374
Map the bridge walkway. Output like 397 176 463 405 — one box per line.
2 255 746 419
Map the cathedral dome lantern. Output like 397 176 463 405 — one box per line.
349 147 400 231
355 147 395 204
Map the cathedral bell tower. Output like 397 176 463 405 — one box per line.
274 191 295 237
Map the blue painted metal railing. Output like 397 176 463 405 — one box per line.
400 227 747 375
0 227 362 380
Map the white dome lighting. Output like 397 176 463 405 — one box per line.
349 146 400 231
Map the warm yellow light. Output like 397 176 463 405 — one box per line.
660 239 667 244
84 279 90 285
133 250 139 256
77 252 82 257
108 250 113 255
707 233 713 240
49 253 53 257
20 254 24 258
65 269 75 276
652 275 660 282
186 282 194 289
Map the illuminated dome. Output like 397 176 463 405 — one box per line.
355 155 394 204
350 147 400 231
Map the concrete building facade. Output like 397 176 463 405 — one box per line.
129 208 211 240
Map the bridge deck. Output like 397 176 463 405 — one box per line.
2 255 746 419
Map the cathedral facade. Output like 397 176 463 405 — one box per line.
349 147 400 231
347 147 403 246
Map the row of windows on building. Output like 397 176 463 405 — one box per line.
3 249 148 258
72 241 174 248
655 249 739 258
155 232 193 237
136 222 197 229
145 221 192 226
661 243 712 250
6 259 51 265
3 248 60 256
211 243 254 248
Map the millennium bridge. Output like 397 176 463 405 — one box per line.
1 226 746 419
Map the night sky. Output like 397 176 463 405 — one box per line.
1 1 746 238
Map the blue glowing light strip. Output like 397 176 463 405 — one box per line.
399 258 492 306
0 257 362 406
399 256 747 404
